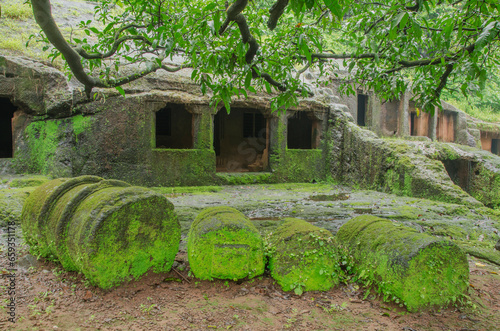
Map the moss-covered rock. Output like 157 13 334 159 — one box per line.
21 176 103 255
187 206 265 280
8 175 51 188
267 218 343 294
44 179 130 271
336 215 469 311
21 176 180 289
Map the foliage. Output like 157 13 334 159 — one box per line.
444 67 500 122
30 0 500 112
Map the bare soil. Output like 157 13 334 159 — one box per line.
1 246 499 331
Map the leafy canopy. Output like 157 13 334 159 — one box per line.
31 0 500 112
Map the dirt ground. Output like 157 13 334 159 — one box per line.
1 245 499 331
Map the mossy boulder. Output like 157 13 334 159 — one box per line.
187 206 265 280
267 218 343 294
336 215 469 311
21 176 180 289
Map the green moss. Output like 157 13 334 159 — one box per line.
150 149 216 186
21 177 180 289
391 205 421 220
68 189 180 289
194 113 214 150
0 187 33 227
337 215 469 312
8 175 50 188
187 206 265 281
469 163 500 208
454 240 500 266
20 176 103 258
152 186 223 194
72 115 95 142
267 218 343 294
216 172 272 185
20 120 61 173
273 149 324 183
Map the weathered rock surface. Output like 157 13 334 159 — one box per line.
336 215 469 311
328 108 483 206
0 56 73 117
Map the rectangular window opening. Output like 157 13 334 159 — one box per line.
287 112 313 149
155 104 193 149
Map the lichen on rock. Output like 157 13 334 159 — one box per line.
187 206 265 281
267 218 343 294
336 215 469 311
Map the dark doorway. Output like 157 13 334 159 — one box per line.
410 112 416 136
442 159 476 193
492 139 500 155
287 112 313 149
155 104 193 149
213 108 268 172
357 94 368 126
0 98 16 158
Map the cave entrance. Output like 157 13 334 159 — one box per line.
0 98 16 158
287 111 319 149
213 108 268 172
357 93 368 127
155 104 193 149
442 159 476 193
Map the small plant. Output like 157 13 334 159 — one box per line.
322 302 348 314
283 308 298 329
27 304 41 317
45 301 55 315
139 303 157 314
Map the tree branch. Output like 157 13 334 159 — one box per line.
268 0 288 31
31 0 187 97
32 0 98 92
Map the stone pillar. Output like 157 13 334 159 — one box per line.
147 101 166 148
186 104 216 150
368 94 382 136
268 111 287 169
397 91 410 137
428 106 438 141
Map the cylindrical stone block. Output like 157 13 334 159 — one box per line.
188 206 265 280
336 215 469 311
268 218 343 294
21 176 180 289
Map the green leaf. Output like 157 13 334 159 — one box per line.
203 2 217 11
323 0 343 19
412 20 422 39
244 71 252 89
294 286 303 296
264 81 272 94
115 86 126 97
